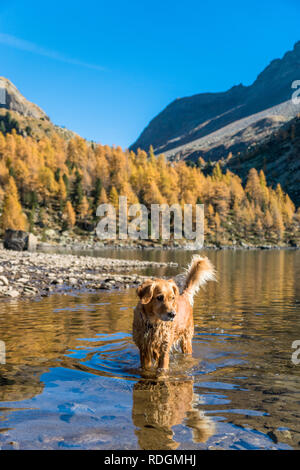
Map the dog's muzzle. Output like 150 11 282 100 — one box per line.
167 311 176 321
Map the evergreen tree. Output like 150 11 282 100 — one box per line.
93 178 102 207
71 170 83 207
0 120 6 134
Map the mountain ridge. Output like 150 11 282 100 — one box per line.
0 76 48 120
130 41 300 159
0 76 77 140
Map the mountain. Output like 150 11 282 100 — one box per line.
130 41 300 161
0 76 47 119
224 115 300 206
0 74 298 247
0 77 76 140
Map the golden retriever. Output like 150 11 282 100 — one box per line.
132 255 215 370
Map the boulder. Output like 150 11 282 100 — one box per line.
43 229 56 240
27 233 38 251
3 229 38 251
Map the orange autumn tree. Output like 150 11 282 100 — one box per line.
77 195 91 221
63 201 76 229
1 176 27 231
97 187 108 205
0 128 298 244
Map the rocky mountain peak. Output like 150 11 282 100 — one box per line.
0 77 48 120
131 40 300 157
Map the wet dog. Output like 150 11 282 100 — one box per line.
132 255 215 370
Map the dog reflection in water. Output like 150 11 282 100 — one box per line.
132 377 215 450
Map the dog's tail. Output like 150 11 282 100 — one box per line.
182 255 215 305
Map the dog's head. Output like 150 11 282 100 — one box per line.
137 279 179 322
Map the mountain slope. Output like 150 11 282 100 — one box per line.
0 77 47 119
224 115 300 206
131 41 300 160
0 75 298 247
0 77 77 140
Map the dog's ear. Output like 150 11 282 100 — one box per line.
137 279 155 304
168 279 180 297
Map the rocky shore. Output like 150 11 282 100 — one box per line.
0 249 177 300
26 228 300 252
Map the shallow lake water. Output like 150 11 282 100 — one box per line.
0 249 299 450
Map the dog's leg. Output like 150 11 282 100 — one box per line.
158 351 170 370
181 337 193 354
140 351 152 369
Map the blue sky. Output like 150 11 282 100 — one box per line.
0 0 299 148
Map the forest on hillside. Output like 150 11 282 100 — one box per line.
0 129 299 246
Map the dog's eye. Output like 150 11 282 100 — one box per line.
156 295 164 301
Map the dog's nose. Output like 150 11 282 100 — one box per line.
167 311 176 319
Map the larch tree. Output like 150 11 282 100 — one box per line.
109 186 119 211
245 168 262 204
212 163 223 182
1 176 27 231
0 127 297 245
77 195 91 221
58 176 67 201
258 169 269 209
264 210 273 234
63 201 76 228
97 187 108 206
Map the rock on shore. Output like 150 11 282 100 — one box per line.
0 249 177 299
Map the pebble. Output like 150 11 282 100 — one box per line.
6 289 20 298
0 248 177 300
0 275 9 286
